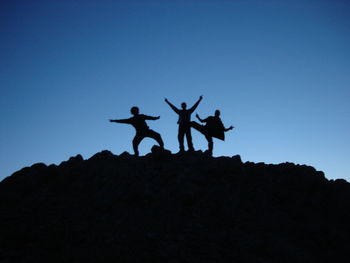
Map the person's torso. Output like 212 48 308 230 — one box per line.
178 110 191 124
206 116 223 131
130 115 149 132
205 116 225 140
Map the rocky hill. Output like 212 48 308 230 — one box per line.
1 148 350 262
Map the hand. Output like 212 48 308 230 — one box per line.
156 116 160 119
109 119 114 122
229 126 234 130
199 95 203 100
164 98 168 103
195 113 199 118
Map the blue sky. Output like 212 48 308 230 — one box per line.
1 0 349 181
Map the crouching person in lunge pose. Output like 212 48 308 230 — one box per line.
109 106 164 156
191 110 234 155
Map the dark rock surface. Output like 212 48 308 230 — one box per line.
1 149 350 262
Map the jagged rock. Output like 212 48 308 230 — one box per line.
0 151 349 263
119 151 132 158
151 145 171 154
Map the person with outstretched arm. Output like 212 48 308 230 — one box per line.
109 106 164 156
191 110 234 155
165 96 203 152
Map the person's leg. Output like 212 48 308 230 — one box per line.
185 124 194 151
205 135 213 155
147 130 164 148
190 121 206 134
178 125 185 152
132 133 143 156
191 121 213 153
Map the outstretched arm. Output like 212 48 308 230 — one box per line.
164 98 180 114
189 95 203 113
143 115 160 121
109 118 131 124
195 113 205 123
224 125 234 132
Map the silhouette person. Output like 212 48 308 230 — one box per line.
191 110 234 155
109 106 164 156
165 96 203 152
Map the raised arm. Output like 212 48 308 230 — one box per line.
195 113 205 123
109 118 132 124
165 98 180 114
189 95 203 113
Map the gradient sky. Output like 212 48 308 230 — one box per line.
1 0 349 182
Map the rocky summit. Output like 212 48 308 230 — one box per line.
1 147 350 263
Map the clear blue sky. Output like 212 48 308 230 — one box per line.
1 0 349 181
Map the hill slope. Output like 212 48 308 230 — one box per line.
1 149 350 262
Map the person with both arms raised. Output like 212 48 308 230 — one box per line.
109 106 164 156
165 96 203 153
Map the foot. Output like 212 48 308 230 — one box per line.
178 149 185 154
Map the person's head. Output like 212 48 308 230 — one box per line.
130 106 139 115
181 102 187 109
215 110 221 117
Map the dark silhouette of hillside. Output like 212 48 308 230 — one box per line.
1 148 350 262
